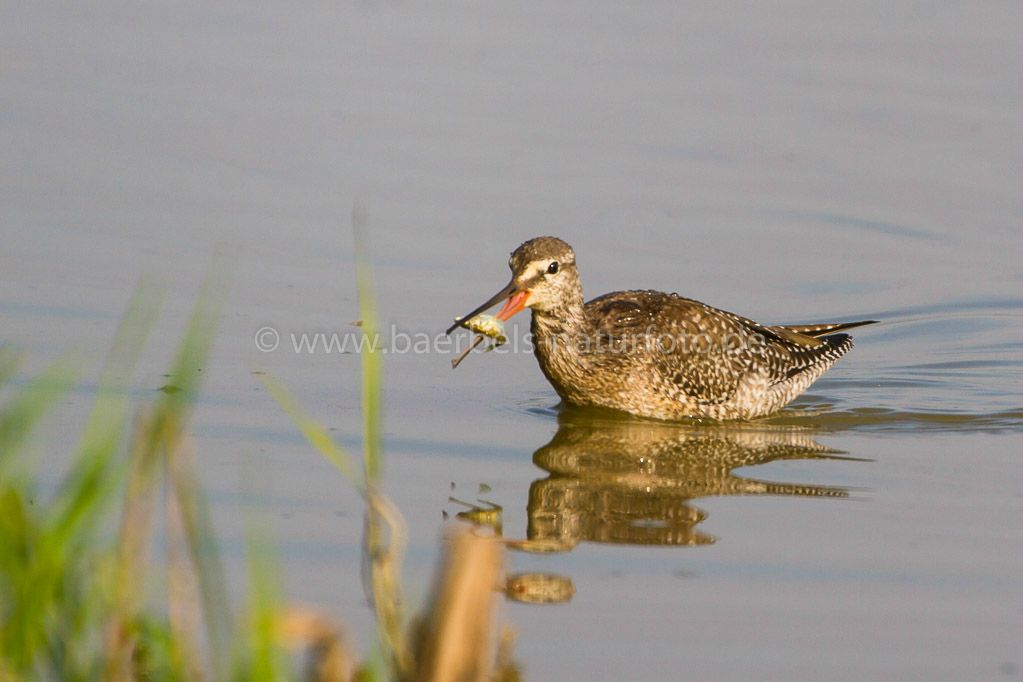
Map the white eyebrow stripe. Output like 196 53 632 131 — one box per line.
512 260 548 287
524 261 549 278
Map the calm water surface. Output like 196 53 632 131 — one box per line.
2 3 1021 680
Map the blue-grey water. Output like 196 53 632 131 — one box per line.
2 3 1021 680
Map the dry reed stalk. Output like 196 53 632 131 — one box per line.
413 526 504 682
167 432 231 680
166 443 204 682
275 607 352 682
363 489 410 675
102 411 158 682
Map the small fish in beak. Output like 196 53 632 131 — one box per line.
447 281 531 368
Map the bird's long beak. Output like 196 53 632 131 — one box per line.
446 280 531 335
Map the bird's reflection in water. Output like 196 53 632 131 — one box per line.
526 408 863 550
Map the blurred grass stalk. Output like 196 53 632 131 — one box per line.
0 274 239 680
0 221 514 681
264 213 515 681
105 275 233 681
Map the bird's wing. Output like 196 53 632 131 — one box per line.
586 292 851 405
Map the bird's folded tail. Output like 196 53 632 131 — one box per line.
773 319 878 340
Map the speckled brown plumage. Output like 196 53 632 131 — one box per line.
451 236 876 421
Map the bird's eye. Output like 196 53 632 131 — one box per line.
547 261 559 275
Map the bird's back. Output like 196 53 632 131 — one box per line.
567 290 872 419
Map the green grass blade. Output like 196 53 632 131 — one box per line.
49 285 162 544
353 204 382 486
0 287 159 679
237 515 286 682
259 374 362 491
0 484 47 671
158 265 232 680
0 358 78 472
76 284 163 463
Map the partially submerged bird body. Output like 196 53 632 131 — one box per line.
448 237 875 421
530 288 869 420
